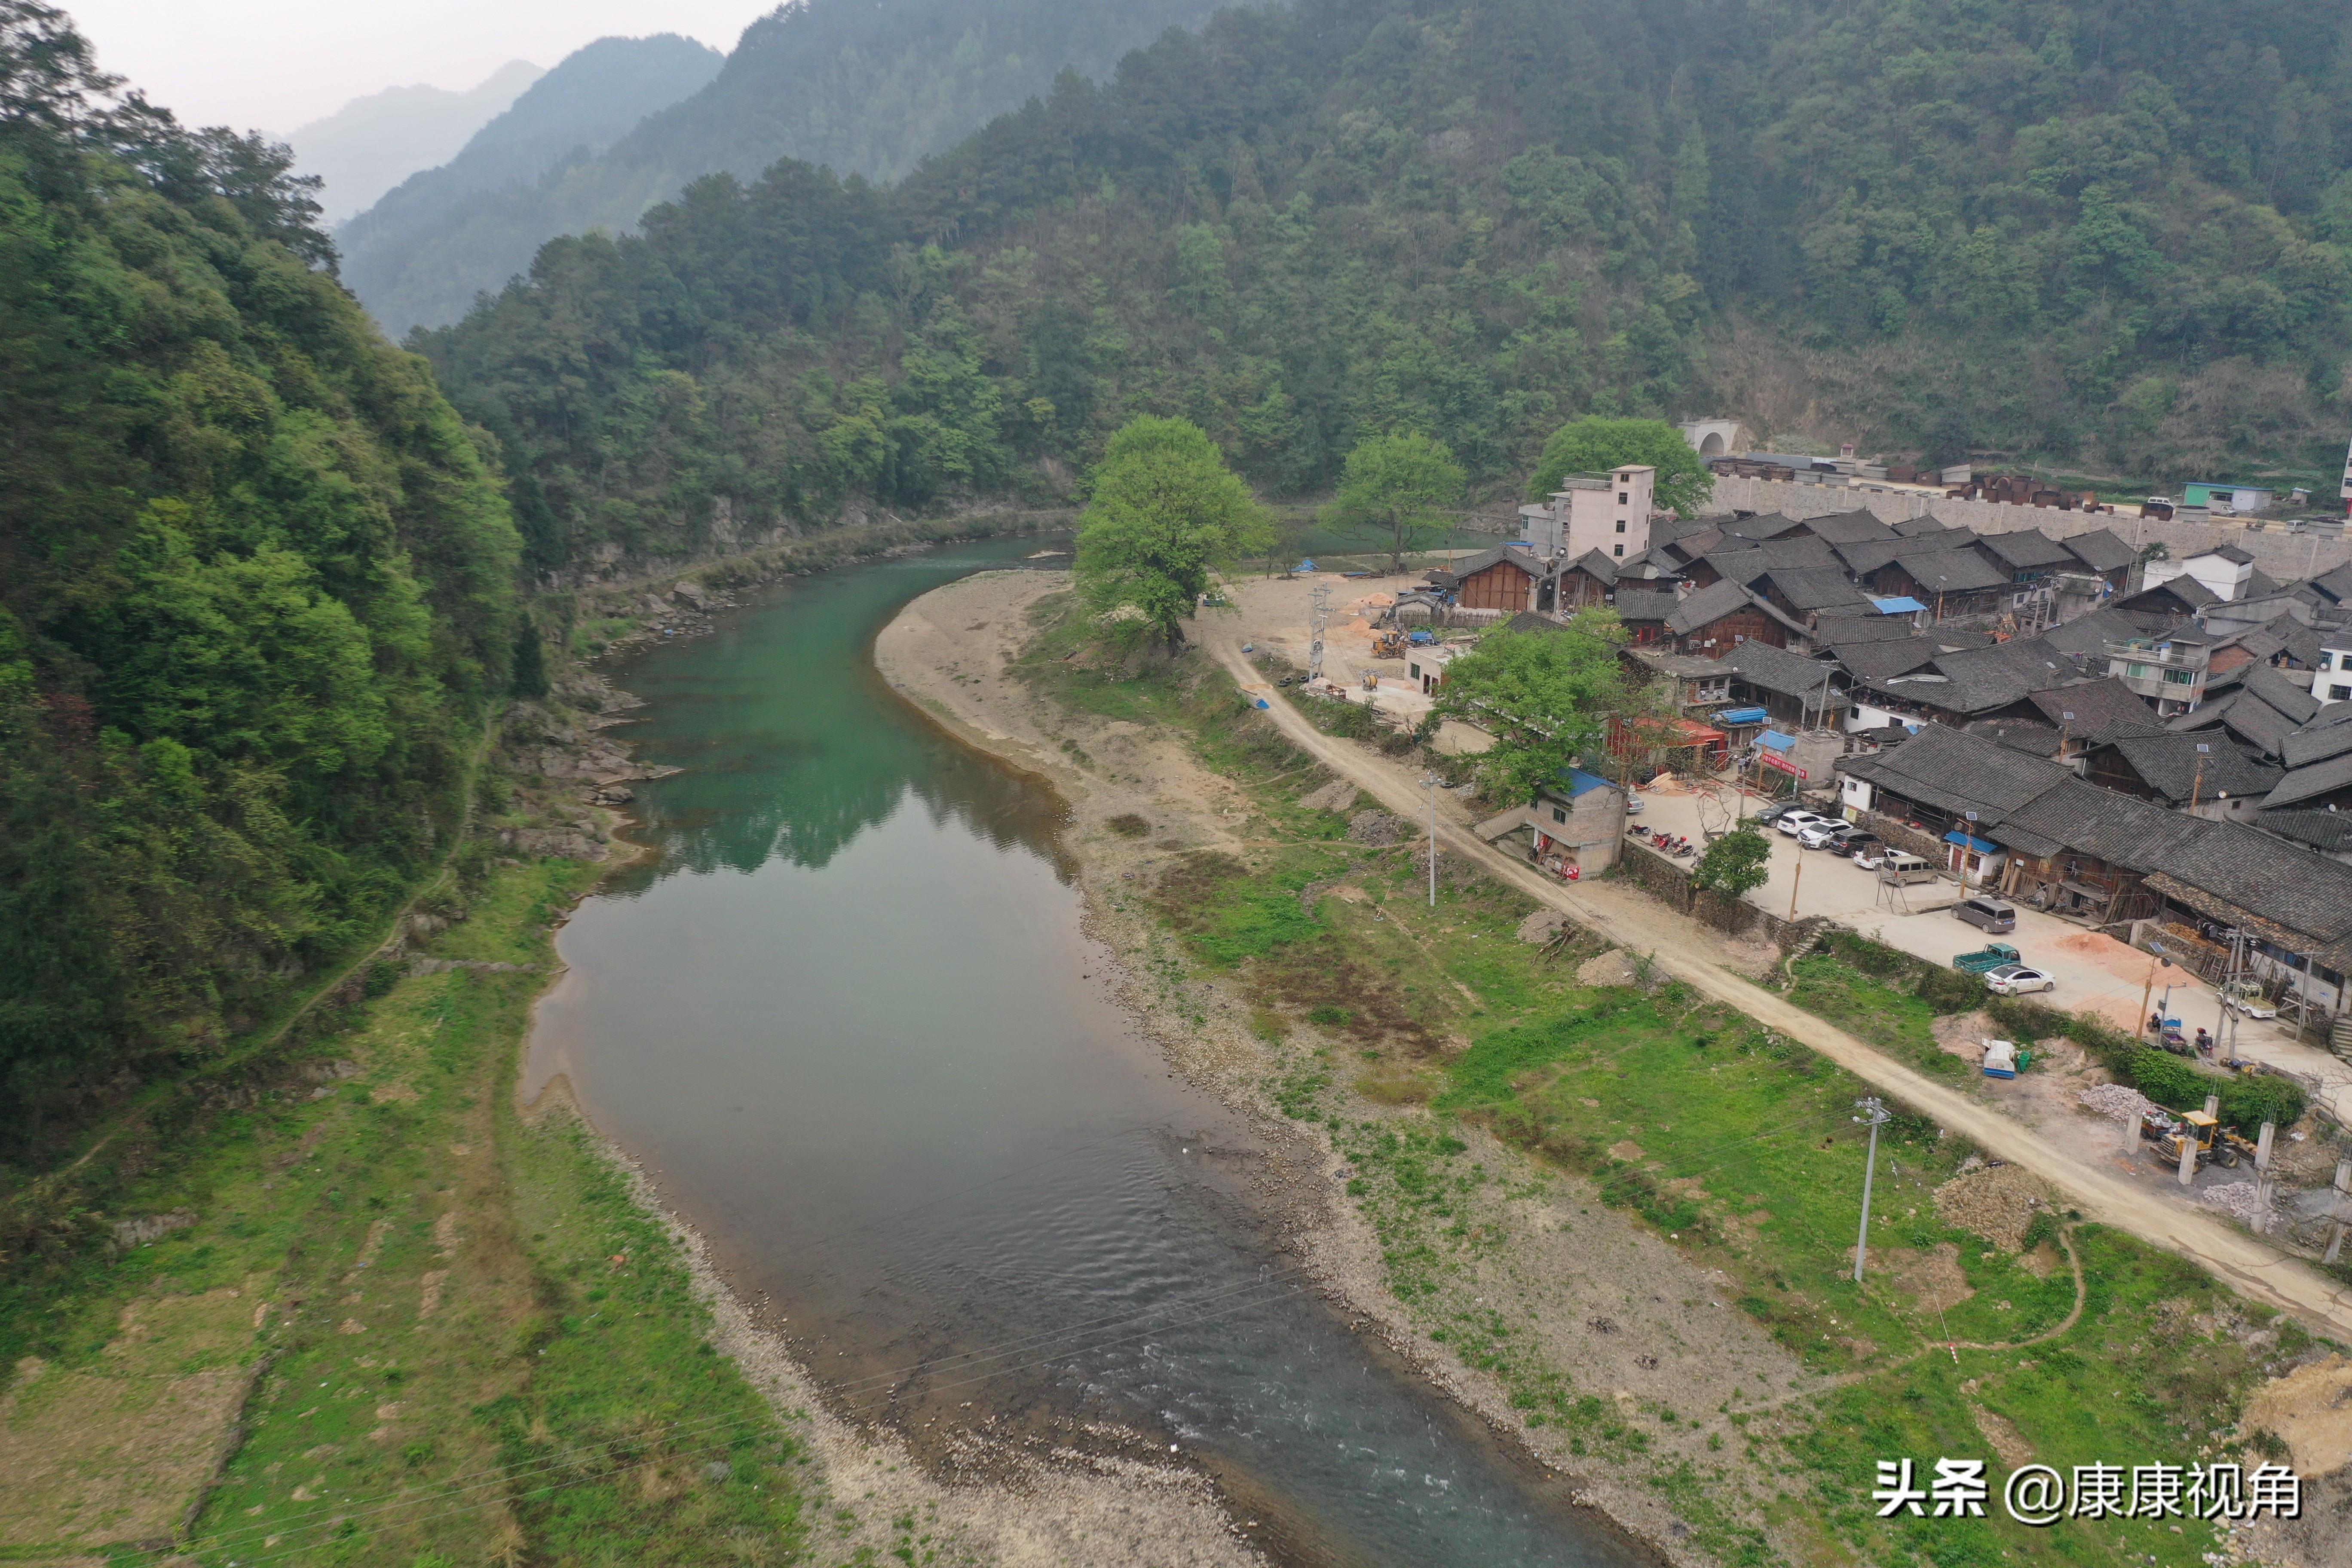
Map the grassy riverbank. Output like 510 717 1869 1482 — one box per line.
1013 588 2314 1568
0 856 813 1562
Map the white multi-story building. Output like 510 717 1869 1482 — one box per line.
2314 640 2352 706
1515 464 1656 565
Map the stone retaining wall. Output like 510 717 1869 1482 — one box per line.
1614 838 1819 948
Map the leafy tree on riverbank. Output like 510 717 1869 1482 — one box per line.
1433 616 1637 802
1528 418 1715 517
1073 418 1271 651
1321 433 1466 572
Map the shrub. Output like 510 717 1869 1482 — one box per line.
2128 1047 2208 1111
1916 965 1988 1014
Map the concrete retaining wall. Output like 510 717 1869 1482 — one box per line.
1708 475 2352 585
1614 839 1819 948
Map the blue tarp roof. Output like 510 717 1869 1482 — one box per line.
1944 830 2000 853
1717 706 1770 725
1871 596 1927 614
1759 729 1797 750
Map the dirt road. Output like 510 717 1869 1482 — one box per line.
1208 637 2352 1340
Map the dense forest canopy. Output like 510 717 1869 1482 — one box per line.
420 0 2352 579
0 0 522 1141
343 0 1220 336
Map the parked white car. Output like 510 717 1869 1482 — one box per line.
1625 790 1645 816
2220 982 2278 1019
1774 810 1834 838
1983 964 2055 996
1796 821 1852 849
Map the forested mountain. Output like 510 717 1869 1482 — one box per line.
420 0 2352 577
345 0 1219 335
0 4 523 1139
337 34 724 337
287 58 542 221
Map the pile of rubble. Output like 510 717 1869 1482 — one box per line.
2196 1181 2271 1224
1348 810 1403 845
2078 1083 2159 1124
1933 1164 2050 1251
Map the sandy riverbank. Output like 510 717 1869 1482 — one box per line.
876 569 1812 1566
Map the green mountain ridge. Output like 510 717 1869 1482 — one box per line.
418 0 2352 579
341 0 1222 336
335 33 726 338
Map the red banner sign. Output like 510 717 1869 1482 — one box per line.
1759 751 1807 779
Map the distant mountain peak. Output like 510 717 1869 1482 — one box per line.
288 60 545 221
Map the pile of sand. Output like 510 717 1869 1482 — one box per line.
1933 1164 2050 1251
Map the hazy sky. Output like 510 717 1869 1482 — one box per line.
65 0 776 133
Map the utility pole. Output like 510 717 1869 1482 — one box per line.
2189 742 2209 812
1424 771 1439 908
1787 852 1804 922
1852 1097 1890 1283
1308 583 1331 684
2326 1160 2351 1266
2137 942 2172 1037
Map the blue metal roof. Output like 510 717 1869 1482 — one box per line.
1759 729 1797 750
1564 767 1615 797
1716 706 1770 725
1944 830 1999 853
1871 596 1926 614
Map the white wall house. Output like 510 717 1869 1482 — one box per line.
2141 543 2255 603
1519 463 1656 565
2315 642 2352 706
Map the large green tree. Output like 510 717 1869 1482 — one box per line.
1321 432 1466 572
1528 418 1715 517
1433 615 1642 802
1073 417 1271 650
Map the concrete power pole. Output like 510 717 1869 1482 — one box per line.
1852 1097 1891 1283
1308 584 1331 684
1423 771 1439 907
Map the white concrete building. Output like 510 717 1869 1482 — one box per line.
1518 464 1657 566
2315 640 2352 706
2140 542 2255 603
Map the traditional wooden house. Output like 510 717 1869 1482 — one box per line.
1442 545 1551 614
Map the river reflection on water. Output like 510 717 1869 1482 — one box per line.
524 538 1645 1568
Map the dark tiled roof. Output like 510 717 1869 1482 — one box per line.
2245 568 2283 598
2244 663 2323 726
1720 640 1845 701
2262 751 2352 811
1994 776 2208 871
1840 722 2072 821
2060 528 2135 573
1717 511 1813 541
2145 819 2352 962
1758 567 1874 612
1896 637 2080 716
1700 537 1843 580
1835 637 1943 682
1506 611 1571 635
2309 562 2352 605
1975 530 2078 570
1651 514 1725 549
1660 527 1725 564
1563 548 1620 585
1666 579 1763 635
1449 545 1546 579
1813 612 1921 645
2117 578 2220 615
2040 606 2186 657
1893 548 2011 593
1610 587 1681 624
2101 732 2282 805
1799 508 1899 545
2283 707 2352 769
1890 515 1952 538
2258 809 2352 854
2022 678 2156 741
2170 689 2299 760
2203 544 2255 566
1965 717 2065 757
